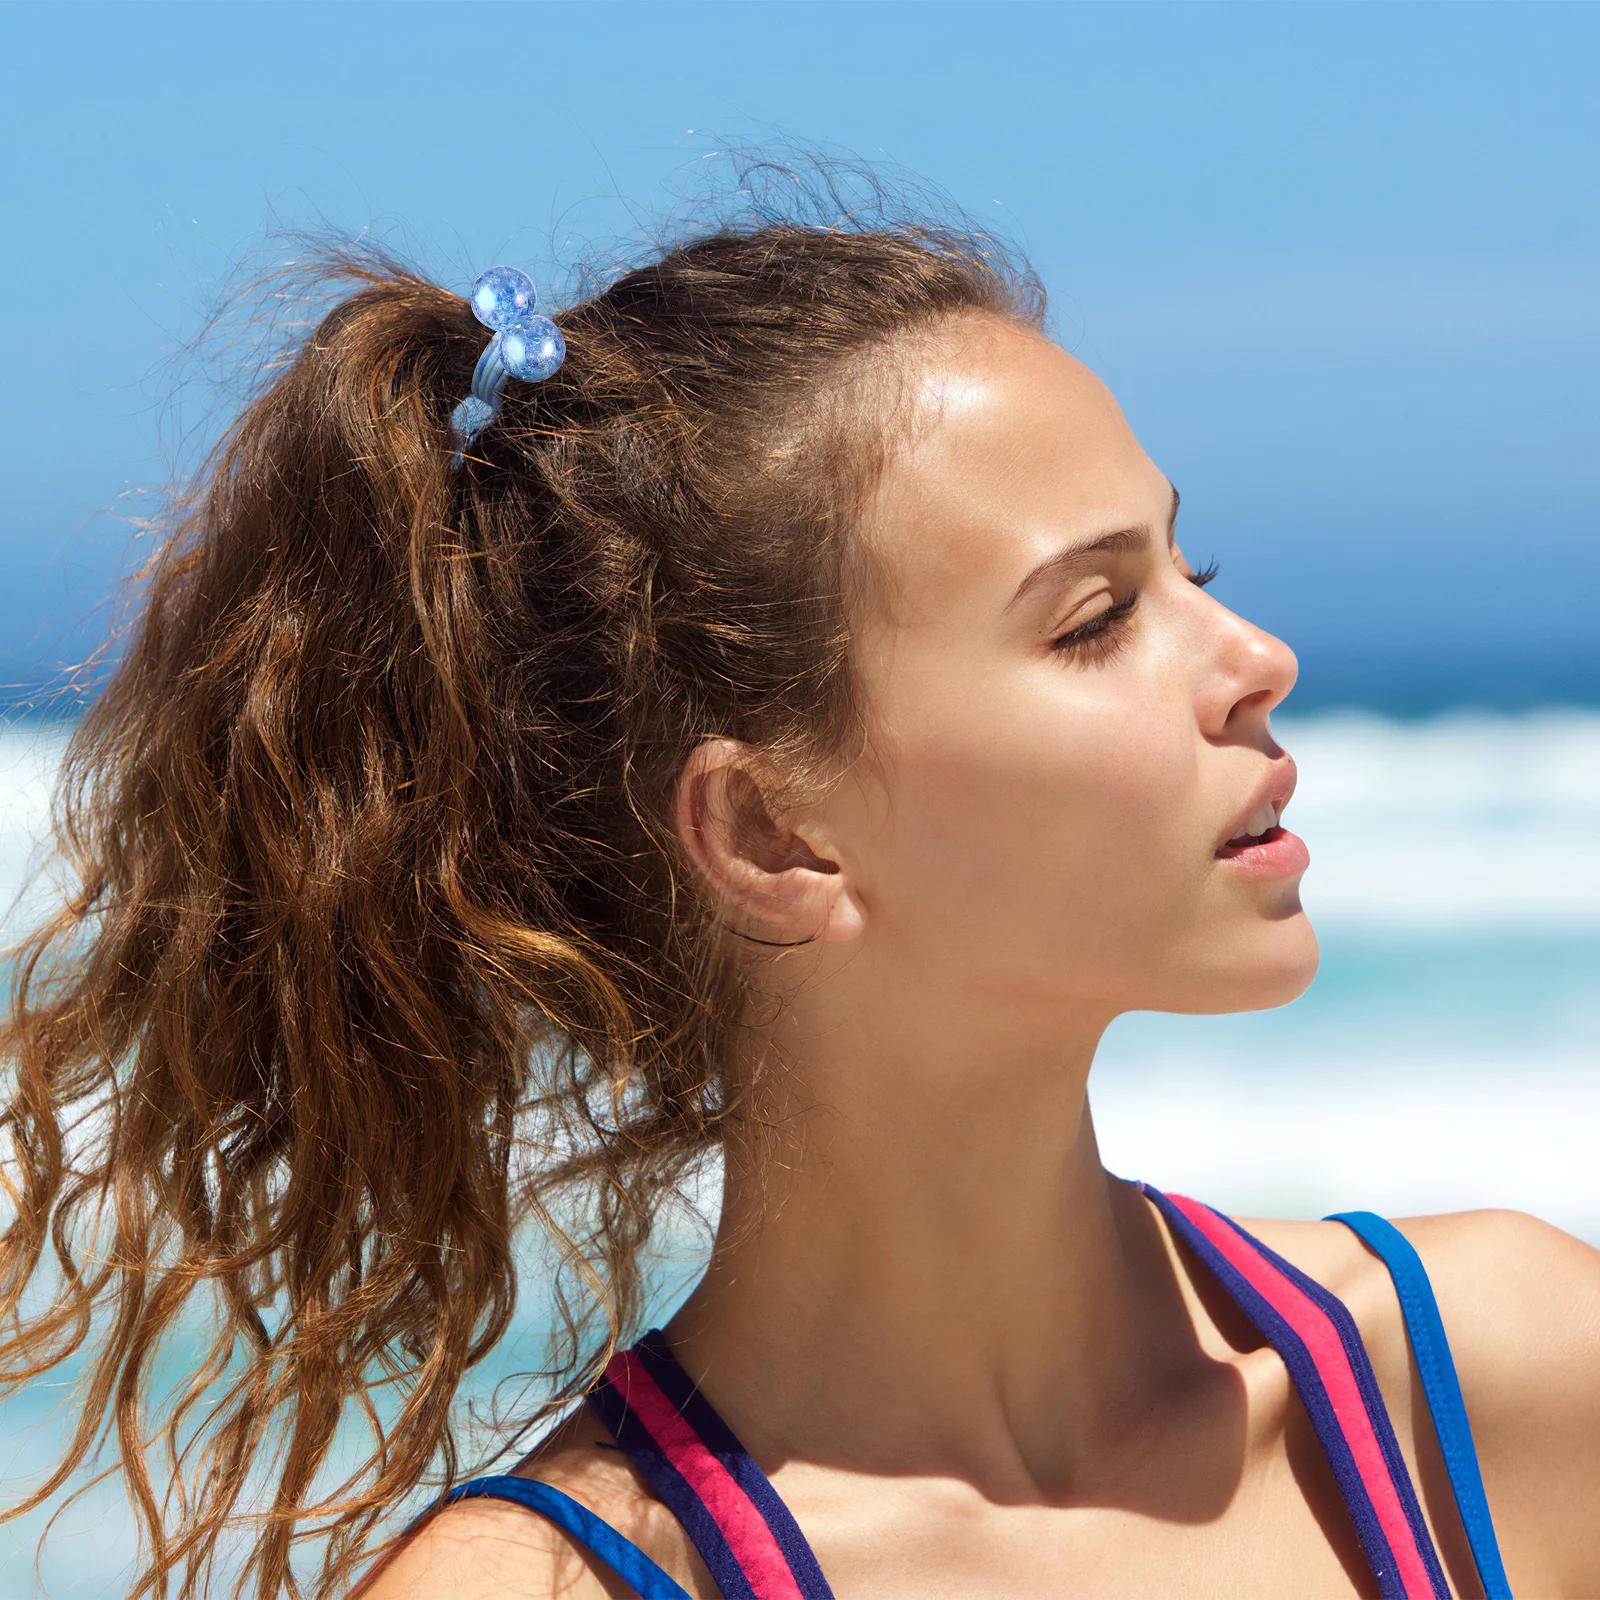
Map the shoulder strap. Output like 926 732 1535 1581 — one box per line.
1141 1185 1450 1600
446 1475 693 1600
1328 1210 1514 1600
587 1333 835 1600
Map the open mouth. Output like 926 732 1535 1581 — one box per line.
1217 799 1284 856
1214 794 1309 878
1217 822 1285 857
1214 763 1307 877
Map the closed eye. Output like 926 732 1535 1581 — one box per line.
1051 591 1138 663
1188 560 1219 588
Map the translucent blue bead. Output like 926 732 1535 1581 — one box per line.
469 266 538 332
499 317 566 382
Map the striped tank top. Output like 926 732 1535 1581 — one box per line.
446 1188 1512 1599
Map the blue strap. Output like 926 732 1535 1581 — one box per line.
1327 1211 1514 1600
446 1475 694 1600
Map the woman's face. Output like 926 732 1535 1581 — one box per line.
822 315 1316 1018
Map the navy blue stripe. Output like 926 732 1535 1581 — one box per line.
1214 1211 1451 1600
447 1476 693 1600
634 1331 836 1600
1331 1211 1514 1600
1142 1185 1409 1600
587 1372 760 1600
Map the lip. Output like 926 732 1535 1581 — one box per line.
1215 757 1307 879
1215 826 1311 880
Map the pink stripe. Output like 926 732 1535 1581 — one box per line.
1168 1195 1435 1600
605 1351 806 1600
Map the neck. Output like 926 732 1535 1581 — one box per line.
667 957 1211 1499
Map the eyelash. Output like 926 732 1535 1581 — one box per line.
1049 562 1220 661
1051 592 1138 662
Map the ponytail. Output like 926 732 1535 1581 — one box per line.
0 219 1040 1596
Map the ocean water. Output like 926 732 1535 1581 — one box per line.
0 710 1594 1593
1095 709 1600 1236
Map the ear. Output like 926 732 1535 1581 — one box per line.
674 739 865 946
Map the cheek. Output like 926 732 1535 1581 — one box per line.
855 667 1207 993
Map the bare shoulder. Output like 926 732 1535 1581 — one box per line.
358 1492 622 1600
1243 1205 1600 1388
1389 1209 1600 1439
1253 1206 1600 1593
1248 1206 1600 1449
360 1406 700 1600
1392 1211 1600 1592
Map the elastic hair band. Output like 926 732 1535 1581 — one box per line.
450 266 566 464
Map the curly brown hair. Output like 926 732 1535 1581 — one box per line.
0 203 1042 1596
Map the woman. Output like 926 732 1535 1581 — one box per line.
4 215 1597 1600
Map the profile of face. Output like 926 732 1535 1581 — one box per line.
684 314 1317 1026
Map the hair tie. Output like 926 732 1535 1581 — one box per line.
450 266 566 464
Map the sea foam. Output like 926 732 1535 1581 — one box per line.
0 712 1593 1593
0 715 1591 1241
1277 709 1600 929
0 711 1594 932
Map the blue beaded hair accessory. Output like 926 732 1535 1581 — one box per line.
450 266 566 463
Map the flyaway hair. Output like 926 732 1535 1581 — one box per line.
0 167 1043 1598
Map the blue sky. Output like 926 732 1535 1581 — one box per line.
3 1 1596 710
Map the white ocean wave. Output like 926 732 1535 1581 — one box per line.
1092 1052 1600 1244
0 711 1596 934
0 721 1590 1221
0 723 72 947
0 712 1592 1592
1278 709 1600 929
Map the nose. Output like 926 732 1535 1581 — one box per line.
1195 604 1299 740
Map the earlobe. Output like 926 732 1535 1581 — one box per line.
675 740 865 947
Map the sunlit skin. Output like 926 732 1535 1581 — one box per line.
370 319 1600 1598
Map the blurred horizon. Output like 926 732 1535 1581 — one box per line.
3 1 1598 715
1 7 1597 1590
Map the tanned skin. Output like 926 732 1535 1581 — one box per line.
368 319 1600 1599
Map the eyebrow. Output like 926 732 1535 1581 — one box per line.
1003 483 1181 616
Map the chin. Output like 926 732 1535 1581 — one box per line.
1166 911 1321 1016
